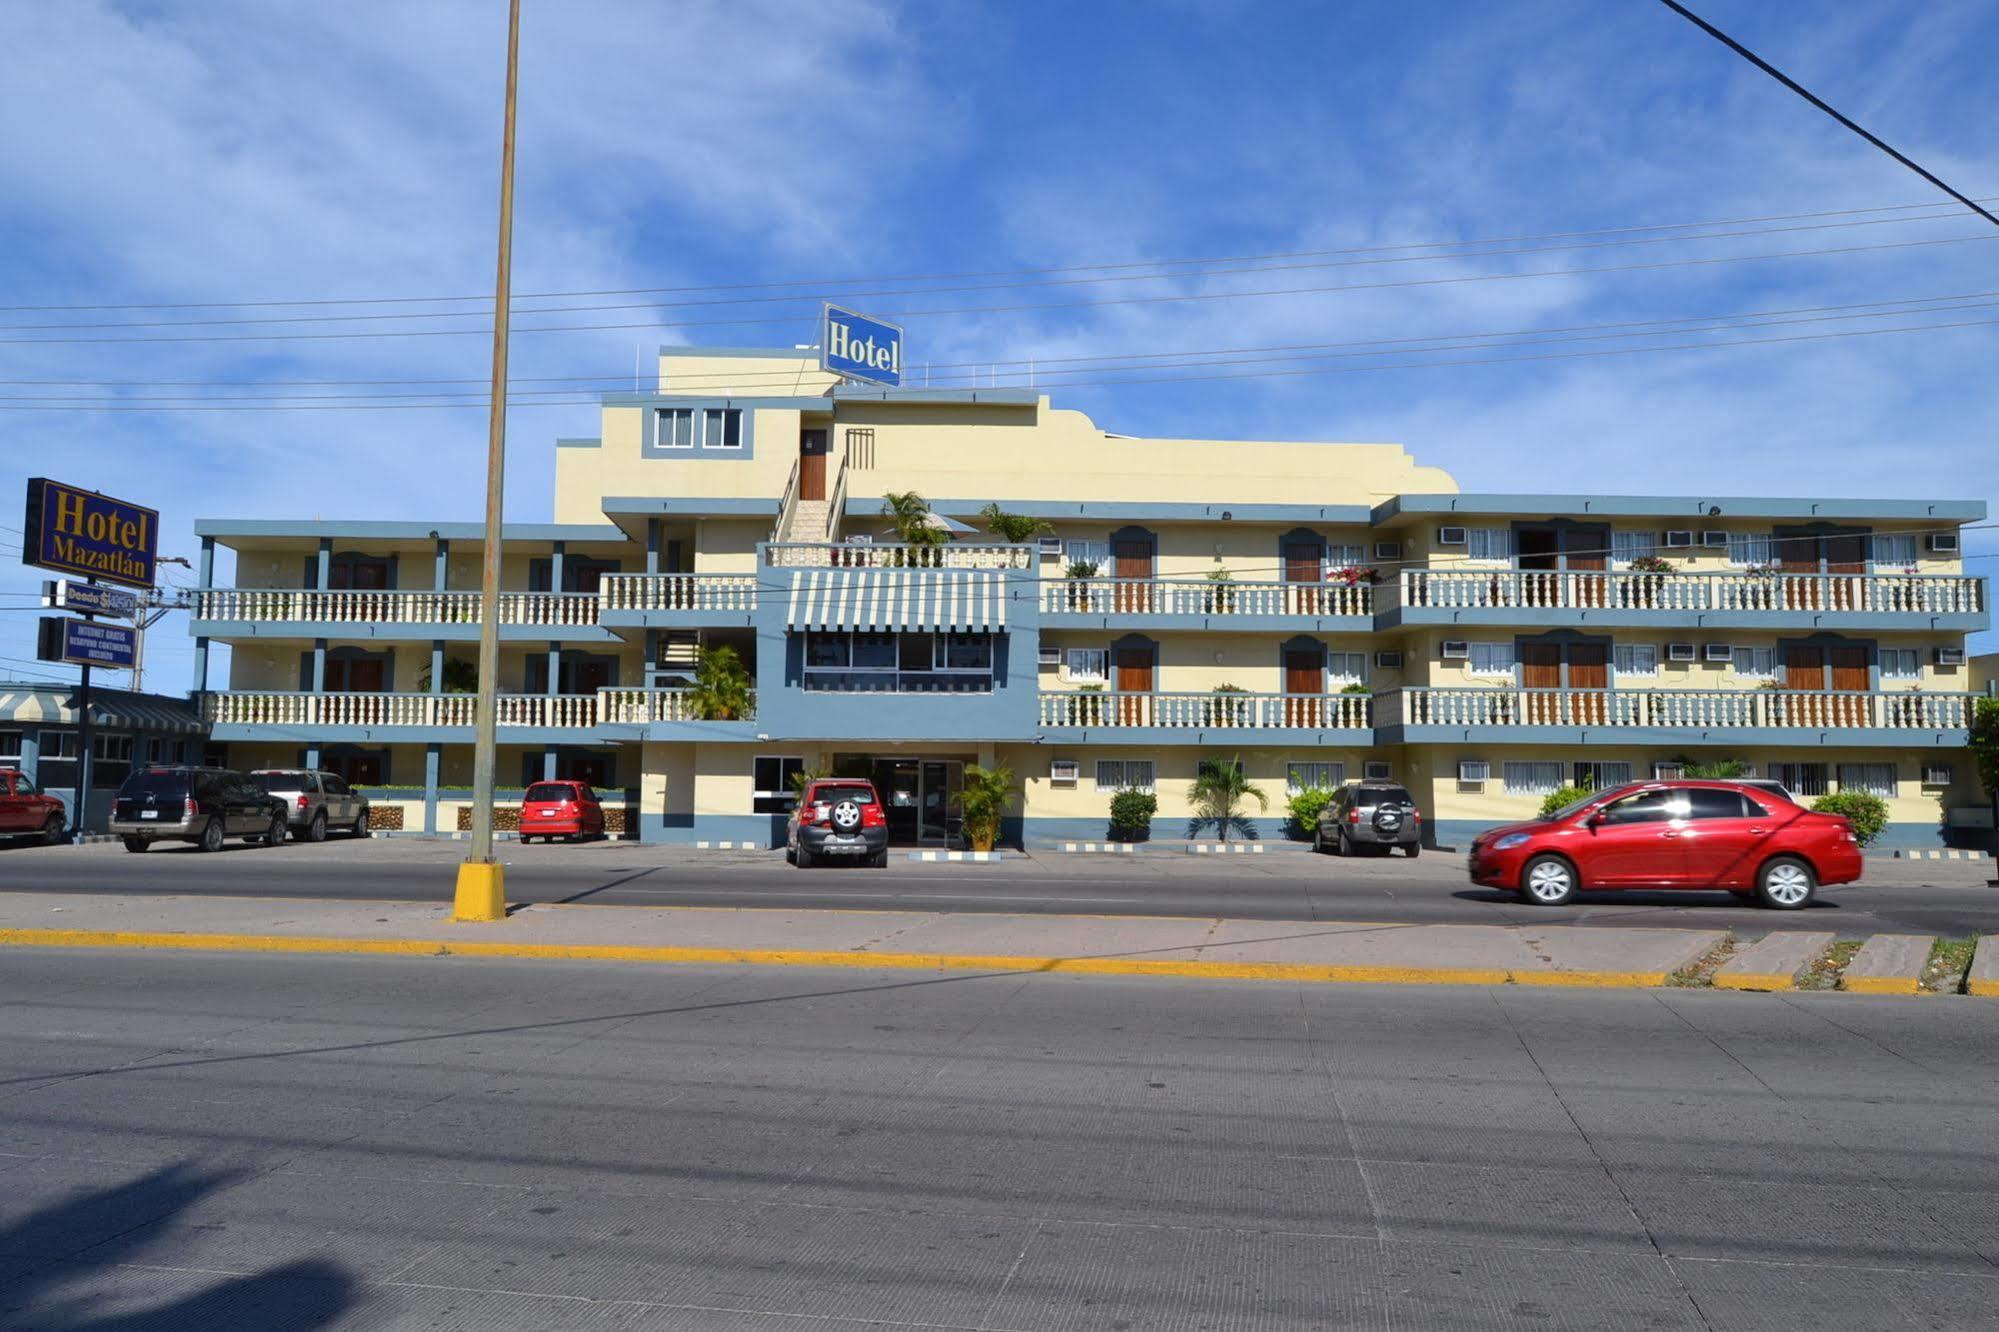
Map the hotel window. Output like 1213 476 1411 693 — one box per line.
0 730 19 768
1731 647 1776 679
1502 761 1565 796
1325 544 1367 569
1286 761 1345 793
1464 528 1514 564
701 407 743 449
655 407 695 449
1870 533 1918 569
1064 648 1107 683
1572 761 1633 791
752 756 805 814
802 630 995 693
40 731 78 760
1770 762 1830 797
1095 759 1155 793
1727 533 1776 566
1064 539 1110 572
1837 763 1897 798
1467 642 1516 677
1610 531 1660 567
1879 648 1920 681
1613 644 1658 676
1327 652 1367 686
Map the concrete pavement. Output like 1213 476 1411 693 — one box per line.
4 948 1999 1328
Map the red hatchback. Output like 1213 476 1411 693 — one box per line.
518 781 605 843
1469 780 1863 910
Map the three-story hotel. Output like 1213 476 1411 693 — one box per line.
188 345 1988 848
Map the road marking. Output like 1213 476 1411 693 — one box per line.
599 889 1147 904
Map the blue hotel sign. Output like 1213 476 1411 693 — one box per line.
38 616 139 671
22 478 158 590
822 305 903 387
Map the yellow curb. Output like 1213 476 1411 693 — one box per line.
1713 973 1796 992
1840 975 1922 995
1970 978 1999 998
0 928 1671 989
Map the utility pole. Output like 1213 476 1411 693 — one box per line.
455 0 521 923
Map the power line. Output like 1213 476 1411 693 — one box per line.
1659 1 1999 230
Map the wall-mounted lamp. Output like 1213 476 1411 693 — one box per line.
1220 510 1233 522
1707 505 1722 517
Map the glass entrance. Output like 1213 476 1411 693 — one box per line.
843 755 967 846
917 761 963 846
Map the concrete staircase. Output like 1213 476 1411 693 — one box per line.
788 499 832 543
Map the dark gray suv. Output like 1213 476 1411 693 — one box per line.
1315 783 1424 858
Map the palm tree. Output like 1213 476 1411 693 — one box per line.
417 657 478 694
951 763 1017 852
881 491 944 546
978 502 1052 544
1681 758 1748 779
1188 755 1267 843
688 645 754 721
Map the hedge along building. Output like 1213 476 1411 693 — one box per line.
187 345 1989 848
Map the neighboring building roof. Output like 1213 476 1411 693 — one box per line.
1373 494 1987 522
194 521 626 544
0 683 205 735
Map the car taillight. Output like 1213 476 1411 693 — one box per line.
860 804 885 828
1412 812 1423 823
186 799 200 816
297 795 310 812
811 802 831 826
1348 809 1361 824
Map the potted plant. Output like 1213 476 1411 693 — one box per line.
1108 787 1157 843
1064 558 1100 611
1204 568 1237 614
1189 755 1267 843
1622 553 1674 609
1070 682 1105 726
952 763 1016 852
881 491 947 566
1205 683 1249 727
688 644 754 721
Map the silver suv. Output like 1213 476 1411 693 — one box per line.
1315 783 1424 858
252 769 371 842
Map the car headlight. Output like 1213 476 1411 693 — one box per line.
1493 833 1531 850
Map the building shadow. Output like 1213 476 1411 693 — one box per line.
0 1163 355 1331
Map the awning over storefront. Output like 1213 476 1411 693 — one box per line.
0 684 206 736
786 570 1008 633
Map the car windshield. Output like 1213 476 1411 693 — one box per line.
809 785 877 806
252 772 306 793
523 783 575 803
118 770 188 799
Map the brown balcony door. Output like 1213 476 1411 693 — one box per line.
1785 644 1825 726
1115 540 1153 612
1284 543 1322 615
1116 648 1152 726
1566 530 1607 608
1568 642 1607 725
1780 535 1821 609
1829 644 1868 727
1521 642 1560 724
1284 650 1322 727
1824 533 1866 612
799 430 828 502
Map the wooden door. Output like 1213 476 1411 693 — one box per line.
1114 540 1153 612
1824 533 1866 613
799 430 828 502
1284 543 1322 615
1785 645 1825 727
1566 529 1608 608
1567 642 1607 725
1116 648 1152 726
1778 533 1820 609
1517 529 1557 608
1520 642 1559 724
1829 645 1868 727
1284 650 1322 728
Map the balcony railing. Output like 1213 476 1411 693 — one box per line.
764 542 1032 569
597 574 758 614
1041 578 1371 617
202 692 603 729
597 688 752 724
1386 687 1977 731
192 589 601 627
1038 690 1372 730
1398 568 1984 615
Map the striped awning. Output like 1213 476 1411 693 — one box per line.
786 569 1008 632
0 686 206 736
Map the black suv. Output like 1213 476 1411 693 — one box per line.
109 766 289 853
1315 783 1424 858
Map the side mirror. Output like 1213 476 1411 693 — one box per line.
1585 809 1607 828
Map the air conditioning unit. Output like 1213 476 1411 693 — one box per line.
1653 762 1685 780
1664 530 1694 548
1037 535 1063 558
1703 643 1734 664
1373 649 1404 669
1702 531 1729 547
1667 642 1697 662
1036 645 1061 666
1441 640 1471 660
1049 759 1079 785
1363 761 1392 781
1928 532 1960 553
1935 647 1966 667
1923 764 1954 787
845 533 873 545
1438 526 1468 546
1374 541 1403 560
1457 760 1490 784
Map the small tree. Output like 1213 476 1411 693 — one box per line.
417 657 479 694
688 645 754 721
1538 784 1594 819
1681 758 1748 779
1972 697 1999 856
1189 755 1267 843
1812 791 1889 847
787 766 832 799
952 763 1017 852
1287 786 1338 839
881 491 945 547
1108 788 1157 842
978 502 1052 544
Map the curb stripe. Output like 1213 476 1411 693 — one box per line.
1712 973 1797 992
1840 975 1923 995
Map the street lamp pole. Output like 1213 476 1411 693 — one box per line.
455 0 521 922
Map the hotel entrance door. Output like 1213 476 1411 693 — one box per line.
857 758 966 846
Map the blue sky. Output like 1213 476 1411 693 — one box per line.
1 0 1994 692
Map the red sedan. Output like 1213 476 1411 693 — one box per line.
1468 780 1863 910
518 780 605 843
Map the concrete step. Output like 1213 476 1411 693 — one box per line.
1840 933 1934 994
1714 931 1834 991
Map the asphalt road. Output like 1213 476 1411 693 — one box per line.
5 835 1997 938
1 949 1996 1329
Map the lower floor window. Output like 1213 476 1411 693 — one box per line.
1363 760 1393 781
753 755 805 813
1286 761 1346 792
1770 762 1829 797
1837 762 1897 797
1573 761 1633 790
518 751 614 789
1503 761 1564 795
325 749 390 786
1095 759 1155 792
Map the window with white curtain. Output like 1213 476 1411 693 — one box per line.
1610 532 1660 567
1064 648 1107 683
1837 763 1897 797
1870 534 1918 569
1727 533 1776 566
1465 528 1514 563
1326 652 1367 685
1879 648 1920 680
1770 762 1829 797
1286 761 1346 793
1324 543 1367 569
701 408 743 449
654 407 694 448
1613 644 1658 676
1467 642 1516 677
1573 761 1634 790
1731 647 1776 679
1064 539 1110 571
1503 761 1565 795
1095 760 1155 792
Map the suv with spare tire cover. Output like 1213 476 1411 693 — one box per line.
787 778 890 868
1316 783 1424 858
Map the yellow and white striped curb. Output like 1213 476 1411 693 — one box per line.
1892 848 1991 861
1187 844 1264 855
1060 842 1139 854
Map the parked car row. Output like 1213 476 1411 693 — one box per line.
108 766 373 853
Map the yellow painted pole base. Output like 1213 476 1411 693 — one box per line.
453 861 507 922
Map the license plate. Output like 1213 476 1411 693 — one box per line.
539 809 558 817
139 810 159 820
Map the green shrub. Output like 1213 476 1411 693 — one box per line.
1107 788 1157 838
1537 784 1594 819
1287 786 1339 836
1811 791 1889 847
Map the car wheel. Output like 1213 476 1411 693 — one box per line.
796 844 815 869
40 813 65 847
1520 854 1577 906
198 818 226 854
870 849 889 869
305 813 326 844
122 836 148 854
1404 842 1421 859
262 815 287 846
351 808 370 837
1755 856 1816 910
1331 830 1347 857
